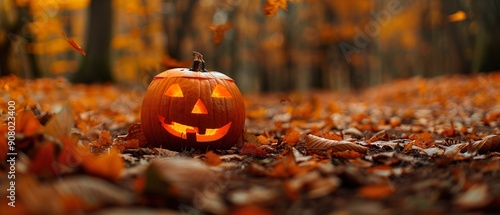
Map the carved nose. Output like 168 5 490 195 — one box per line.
191 99 208 114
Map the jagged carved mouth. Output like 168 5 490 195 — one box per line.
158 115 231 142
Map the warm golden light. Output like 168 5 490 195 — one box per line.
212 84 232 98
165 83 184 97
158 115 232 142
191 99 208 114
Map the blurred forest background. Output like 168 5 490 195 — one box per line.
1 0 499 93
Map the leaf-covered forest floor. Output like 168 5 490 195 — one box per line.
1 73 500 215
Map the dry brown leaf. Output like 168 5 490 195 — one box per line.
144 158 219 201
330 150 363 159
409 131 435 149
320 132 343 141
473 135 500 154
368 130 389 143
306 134 367 154
240 142 268 157
454 183 491 210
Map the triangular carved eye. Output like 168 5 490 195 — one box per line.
165 84 184 97
212 84 232 98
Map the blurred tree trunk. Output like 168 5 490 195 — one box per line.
72 0 113 83
163 0 197 59
472 0 500 72
0 3 40 78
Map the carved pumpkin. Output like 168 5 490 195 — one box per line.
141 52 245 151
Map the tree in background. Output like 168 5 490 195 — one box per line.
72 0 113 83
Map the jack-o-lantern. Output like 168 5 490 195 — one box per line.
141 51 245 151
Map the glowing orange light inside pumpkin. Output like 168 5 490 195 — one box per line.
212 84 232 98
158 115 232 142
191 99 208 114
165 83 184 97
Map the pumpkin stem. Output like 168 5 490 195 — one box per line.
191 51 207 72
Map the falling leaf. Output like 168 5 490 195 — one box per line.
263 0 287 17
306 134 368 154
209 23 233 45
63 33 86 56
205 150 222 166
448 10 467 23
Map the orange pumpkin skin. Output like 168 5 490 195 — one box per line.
141 54 245 151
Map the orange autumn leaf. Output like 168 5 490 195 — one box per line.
240 142 268 157
283 129 300 146
16 110 43 137
321 132 343 141
263 0 287 17
205 150 222 166
63 33 86 56
209 23 233 45
257 135 270 145
80 147 124 181
30 143 58 177
357 184 394 200
93 130 112 148
330 150 363 159
231 205 274 215
409 131 435 149
404 141 414 151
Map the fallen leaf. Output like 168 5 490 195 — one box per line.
330 150 363 159
144 158 218 201
473 135 500 154
368 130 389 143
454 184 491 210
306 134 367 154
80 147 124 181
16 110 43 137
357 183 394 200
283 129 300 146
205 150 222 166
43 104 74 141
240 142 268 157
